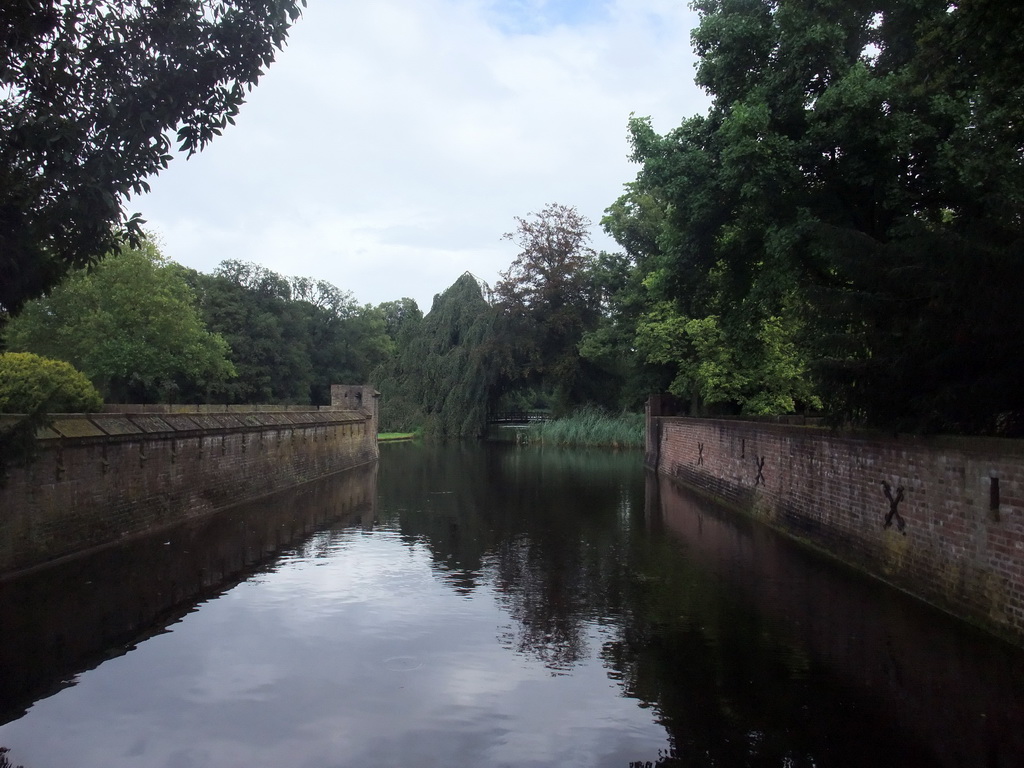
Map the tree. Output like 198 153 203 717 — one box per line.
4 242 236 403
373 273 500 437
303 299 390 406
377 298 423 347
0 0 306 317
494 203 602 413
634 300 819 415
624 0 1024 432
0 352 102 413
578 187 678 411
184 264 303 403
185 261 392 405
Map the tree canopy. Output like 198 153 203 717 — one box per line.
615 0 1024 432
0 0 306 317
184 261 392 405
494 203 607 413
5 242 236 403
373 273 498 438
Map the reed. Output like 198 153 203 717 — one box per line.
523 407 644 448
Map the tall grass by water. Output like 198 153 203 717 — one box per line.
523 407 644 448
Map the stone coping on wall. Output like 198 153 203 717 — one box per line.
0 410 370 444
698 413 828 427
99 403 345 413
656 415 1024 457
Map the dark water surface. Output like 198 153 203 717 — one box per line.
1 443 1022 768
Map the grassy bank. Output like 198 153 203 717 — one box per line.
378 431 418 442
521 408 643 448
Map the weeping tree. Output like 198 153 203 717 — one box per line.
373 273 500 438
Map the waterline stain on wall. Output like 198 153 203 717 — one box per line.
646 400 1024 647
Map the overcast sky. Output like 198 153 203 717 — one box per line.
140 0 710 313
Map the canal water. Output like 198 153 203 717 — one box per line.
1 443 1022 768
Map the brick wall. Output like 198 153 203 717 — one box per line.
0 391 379 575
648 410 1024 645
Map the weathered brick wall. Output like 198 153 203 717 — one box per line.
649 413 1024 645
1 404 379 575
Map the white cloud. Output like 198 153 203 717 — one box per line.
140 0 709 312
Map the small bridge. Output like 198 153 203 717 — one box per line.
488 411 550 425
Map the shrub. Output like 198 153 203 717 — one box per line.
0 352 103 414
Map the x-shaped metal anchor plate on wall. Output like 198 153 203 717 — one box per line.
881 480 906 534
754 456 766 486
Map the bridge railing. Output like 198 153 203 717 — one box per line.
488 411 550 424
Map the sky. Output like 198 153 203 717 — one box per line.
139 0 711 313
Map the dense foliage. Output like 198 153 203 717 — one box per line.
614 0 1024 433
373 273 497 438
184 261 393 405
0 352 102 414
5 243 236 403
374 205 654 440
3 249 394 408
359 3 1024 437
491 204 634 415
4 1 1012 439
0 0 306 317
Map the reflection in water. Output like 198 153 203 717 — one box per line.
640 475 1024 767
380 444 642 674
0 462 377 725
0 444 1022 768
